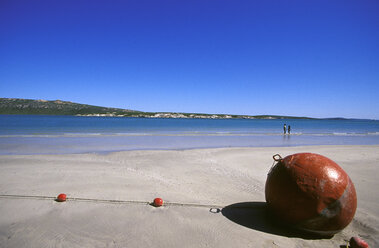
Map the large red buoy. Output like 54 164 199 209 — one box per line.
265 153 357 236
56 193 67 202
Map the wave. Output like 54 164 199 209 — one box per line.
1 131 379 138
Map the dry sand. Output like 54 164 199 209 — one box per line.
0 145 378 247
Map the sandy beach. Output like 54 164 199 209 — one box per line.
0 145 378 247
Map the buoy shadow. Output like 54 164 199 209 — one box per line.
221 202 331 240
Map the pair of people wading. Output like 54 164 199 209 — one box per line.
283 124 291 134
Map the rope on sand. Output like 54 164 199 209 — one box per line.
0 194 224 209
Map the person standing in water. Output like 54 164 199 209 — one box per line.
288 125 291 134
283 124 287 134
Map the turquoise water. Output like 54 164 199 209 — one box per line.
1 115 379 154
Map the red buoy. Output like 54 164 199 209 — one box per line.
350 237 369 248
153 197 164 207
56 193 67 202
265 153 357 236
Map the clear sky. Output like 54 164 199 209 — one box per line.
1 0 378 119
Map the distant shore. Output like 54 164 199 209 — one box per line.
0 97 326 120
3 98 376 120
75 112 273 119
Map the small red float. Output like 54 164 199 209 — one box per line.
153 197 164 207
56 193 67 202
265 153 357 236
349 237 369 248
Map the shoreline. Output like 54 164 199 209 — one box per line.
1 144 379 156
2 134 379 155
0 145 378 247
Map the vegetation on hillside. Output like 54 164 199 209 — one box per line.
0 98 313 119
0 98 140 116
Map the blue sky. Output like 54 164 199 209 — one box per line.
1 0 378 119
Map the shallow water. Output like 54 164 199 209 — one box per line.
1 115 379 154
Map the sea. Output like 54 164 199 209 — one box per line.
1 115 379 155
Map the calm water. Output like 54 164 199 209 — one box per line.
1 115 379 154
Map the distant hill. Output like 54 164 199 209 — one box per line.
0 98 140 116
0 98 314 119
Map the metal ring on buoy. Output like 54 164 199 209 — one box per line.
273 154 282 162
268 154 283 176
209 208 221 213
